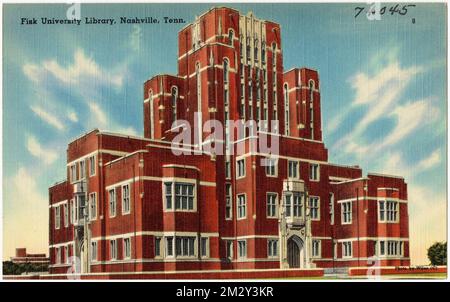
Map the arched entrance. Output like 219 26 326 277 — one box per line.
287 235 305 268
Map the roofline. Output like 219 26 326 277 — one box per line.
368 172 405 180
67 128 99 145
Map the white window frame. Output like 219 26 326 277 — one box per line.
236 158 246 179
70 164 77 183
378 200 399 223
312 239 321 258
122 184 131 215
237 193 247 220
342 241 352 258
64 245 69 264
89 192 97 220
89 155 96 177
165 236 174 258
110 239 117 260
266 192 278 218
154 237 162 258
225 183 233 220
265 158 278 177
162 180 197 212
329 193 335 225
200 237 210 258
109 188 116 218
237 240 247 259
63 203 68 227
56 247 61 264
91 241 98 262
267 239 279 258
123 237 131 259
226 240 233 260
175 236 196 258
309 163 320 181
309 196 320 221
288 160 299 179
79 159 86 180
55 206 61 230
341 201 352 224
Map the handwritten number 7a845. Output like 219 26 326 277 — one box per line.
355 4 416 18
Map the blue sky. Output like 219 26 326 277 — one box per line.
2 3 447 264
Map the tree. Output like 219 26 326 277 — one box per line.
427 242 447 265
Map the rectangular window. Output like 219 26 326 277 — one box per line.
64 246 69 264
175 237 196 257
226 241 233 259
309 164 319 181
267 193 278 218
166 237 174 257
225 159 231 179
380 240 386 255
379 200 385 221
70 164 76 183
309 197 320 220
91 241 97 261
123 237 131 259
387 200 398 222
154 237 161 257
342 201 352 224
288 160 299 179
225 183 232 220
89 155 96 176
70 199 74 224
110 240 117 260
201 237 209 258
265 158 277 176
237 159 245 178
342 241 352 258
164 182 172 210
55 206 61 229
63 204 68 227
56 247 61 264
175 183 194 210
329 193 335 225
122 184 130 214
79 160 86 179
237 194 246 219
89 193 97 220
386 240 403 256
238 240 247 259
312 240 321 257
268 239 279 257
109 189 116 217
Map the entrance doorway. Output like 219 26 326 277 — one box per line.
287 235 304 268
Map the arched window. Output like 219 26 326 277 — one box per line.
228 29 234 46
272 43 277 67
254 38 259 61
261 42 266 64
223 58 229 83
309 80 315 139
149 89 154 138
171 86 178 123
246 37 251 60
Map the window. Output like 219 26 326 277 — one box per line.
265 158 277 176
64 246 69 264
379 240 386 256
55 206 61 229
309 197 320 220
268 239 278 257
288 160 299 179
237 159 245 178
223 59 229 83
379 200 398 222
70 199 75 224
164 182 195 211
228 29 234 46
237 194 246 219
123 237 131 259
89 193 97 220
110 239 117 260
91 241 97 261
385 240 404 256
201 237 209 258
225 183 232 220
342 241 352 258
284 83 290 135
225 159 231 179
56 247 61 264
261 42 266 64
226 241 233 259
109 189 116 217
70 164 76 183
342 201 352 224
310 164 319 181
89 155 96 176
175 237 196 257
329 193 335 225
238 240 247 259
79 160 85 179
312 240 321 258
154 237 161 257
122 184 130 214
171 86 178 123
166 237 174 257
267 193 278 218
63 204 68 227
285 193 302 218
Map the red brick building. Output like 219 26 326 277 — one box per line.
49 7 410 275
11 248 49 265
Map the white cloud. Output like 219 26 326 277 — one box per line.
417 149 441 171
130 25 142 52
3 167 49 259
30 105 65 131
67 110 78 123
87 101 138 136
26 135 58 165
87 102 107 125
